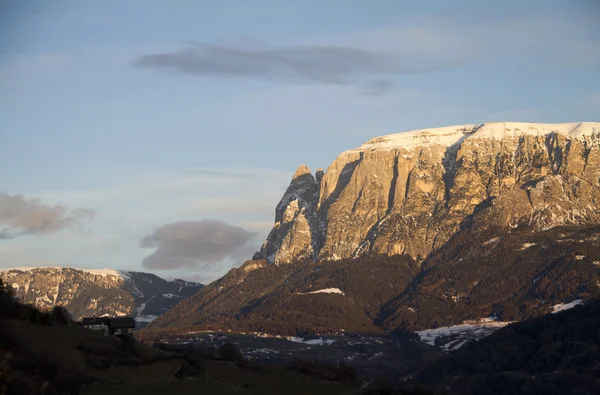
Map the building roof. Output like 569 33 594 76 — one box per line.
81 317 109 325
107 317 136 329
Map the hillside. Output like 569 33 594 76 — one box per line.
145 222 600 335
0 279 361 395
145 255 420 335
380 224 600 330
416 297 600 395
0 267 202 327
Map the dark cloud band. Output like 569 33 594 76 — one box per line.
141 219 258 270
133 42 425 95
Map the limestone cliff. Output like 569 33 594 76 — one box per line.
255 122 600 264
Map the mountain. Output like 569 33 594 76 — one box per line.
0 267 203 327
145 122 600 336
255 122 600 263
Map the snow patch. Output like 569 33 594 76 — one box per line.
285 337 336 346
298 288 344 295
482 237 501 246
551 299 583 314
521 243 537 250
135 314 158 323
416 319 510 351
135 301 147 316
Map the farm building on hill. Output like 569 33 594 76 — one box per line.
80 316 135 336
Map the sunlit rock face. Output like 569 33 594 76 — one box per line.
0 267 202 327
255 122 600 263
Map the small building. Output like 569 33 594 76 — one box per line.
81 317 110 335
80 316 135 336
107 317 135 336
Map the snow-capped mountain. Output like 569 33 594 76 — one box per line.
0 267 202 328
144 122 600 336
255 122 600 263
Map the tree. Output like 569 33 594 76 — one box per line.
218 342 244 365
0 279 15 297
50 306 72 325
0 279 18 317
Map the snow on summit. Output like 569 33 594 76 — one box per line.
0 267 131 281
352 122 600 152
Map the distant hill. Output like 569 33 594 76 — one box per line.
0 267 202 327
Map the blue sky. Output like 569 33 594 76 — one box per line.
0 0 599 282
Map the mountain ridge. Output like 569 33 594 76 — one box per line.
0 267 203 327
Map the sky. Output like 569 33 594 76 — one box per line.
0 0 599 283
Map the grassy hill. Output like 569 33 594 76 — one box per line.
0 279 362 395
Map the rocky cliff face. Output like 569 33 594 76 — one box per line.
256 122 600 264
0 267 202 327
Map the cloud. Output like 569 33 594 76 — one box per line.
140 219 258 271
134 12 599 91
0 192 95 239
133 42 433 90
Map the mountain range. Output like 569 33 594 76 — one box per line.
4 122 599 340
145 122 600 336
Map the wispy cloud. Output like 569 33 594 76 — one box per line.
134 12 600 94
134 42 433 94
140 219 258 271
0 192 95 239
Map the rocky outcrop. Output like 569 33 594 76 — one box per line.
254 164 324 263
256 122 600 263
0 267 202 327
